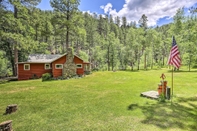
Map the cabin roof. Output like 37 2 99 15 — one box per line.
17 53 90 64
27 54 62 63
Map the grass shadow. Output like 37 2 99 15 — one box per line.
122 69 157 73
167 69 197 73
128 96 197 130
119 70 140 72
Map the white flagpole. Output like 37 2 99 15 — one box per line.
171 67 174 96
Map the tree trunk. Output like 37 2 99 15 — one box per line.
14 45 18 76
66 29 69 50
151 50 154 69
111 47 115 71
14 5 18 76
131 62 134 71
6 41 16 76
189 54 191 71
66 9 70 51
107 46 110 71
144 54 146 70
137 49 140 70
35 24 38 41
76 40 79 55
137 56 140 70
162 54 165 67
112 54 114 71
61 36 65 53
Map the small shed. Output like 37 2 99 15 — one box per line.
17 50 90 80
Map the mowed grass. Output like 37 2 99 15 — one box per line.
1 69 197 131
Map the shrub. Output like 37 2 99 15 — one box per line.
158 93 166 102
84 71 91 75
92 68 99 71
42 73 51 82
192 65 197 68
31 74 38 79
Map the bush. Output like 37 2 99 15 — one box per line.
42 73 51 82
158 93 166 102
192 65 197 68
31 74 38 79
92 68 99 71
84 71 91 75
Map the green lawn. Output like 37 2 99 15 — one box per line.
1 69 197 131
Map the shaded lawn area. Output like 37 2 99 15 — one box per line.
0 69 197 131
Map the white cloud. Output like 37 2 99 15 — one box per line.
100 3 113 14
82 10 94 16
82 10 105 18
100 0 197 26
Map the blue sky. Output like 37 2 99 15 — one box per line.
37 0 124 13
37 0 197 27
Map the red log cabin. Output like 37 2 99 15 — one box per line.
17 54 90 80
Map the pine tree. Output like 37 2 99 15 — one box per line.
138 14 148 30
0 0 41 76
50 0 80 51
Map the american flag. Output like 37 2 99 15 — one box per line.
167 36 181 68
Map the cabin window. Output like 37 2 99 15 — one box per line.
55 64 63 69
24 64 30 70
76 64 82 68
45 64 51 69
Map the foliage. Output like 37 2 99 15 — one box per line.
158 93 166 102
84 70 91 75
1 1 197 75
0 51 7 76
0 0 42 76
138 14 148 30
78 50 88 62
41 73 51 81
50 0 81 52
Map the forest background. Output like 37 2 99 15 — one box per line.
0 0 197 77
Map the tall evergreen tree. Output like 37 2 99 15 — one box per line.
0 0 41 76
138 14 149 69
50 0 80 51
138 14 148 30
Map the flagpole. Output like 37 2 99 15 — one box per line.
170 66 174 104
168 36 180 102
171 66 174 96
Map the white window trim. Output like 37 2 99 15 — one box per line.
76 64 82 68
55 64 63 69
24 64 30 70
45 64 51 69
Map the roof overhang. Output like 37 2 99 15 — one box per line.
17 62 52 64
17 53 90 64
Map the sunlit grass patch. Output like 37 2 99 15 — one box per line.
1 69 197 131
